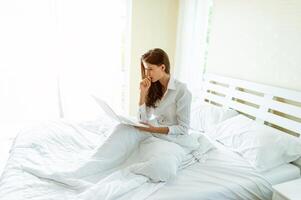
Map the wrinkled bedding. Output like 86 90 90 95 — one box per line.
0 117 274 200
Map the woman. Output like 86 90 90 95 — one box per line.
136 48 191 137
23 48 192 187
89 48 192 182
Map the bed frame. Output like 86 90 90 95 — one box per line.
200 73 301 168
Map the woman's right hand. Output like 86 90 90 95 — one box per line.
140 76 151 97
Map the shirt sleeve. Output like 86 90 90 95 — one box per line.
137 103 150 122
168 85 192 135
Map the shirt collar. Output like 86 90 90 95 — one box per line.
167 76 176 90
155 76 176 106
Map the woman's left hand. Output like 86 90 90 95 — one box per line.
134 122 156 133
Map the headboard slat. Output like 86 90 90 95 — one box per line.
202 73 301 137
203 82 228 95
205 93 227 106
204 74 301 103
269 101 301 119
264 113 301 134
232 90 263 106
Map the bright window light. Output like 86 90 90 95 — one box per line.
0 0 130 138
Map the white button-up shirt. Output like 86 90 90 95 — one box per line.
138 77 192 136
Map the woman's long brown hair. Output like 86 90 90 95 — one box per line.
141 48 170 108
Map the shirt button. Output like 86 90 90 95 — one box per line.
159 115 165 123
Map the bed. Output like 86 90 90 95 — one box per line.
0 73 300 200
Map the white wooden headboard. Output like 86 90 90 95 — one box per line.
201 73 301 137
200 73 301 167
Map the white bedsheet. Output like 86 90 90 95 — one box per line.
262 163 300 185
146 142 300 200
0 119 297 200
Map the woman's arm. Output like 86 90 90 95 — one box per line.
137 77 152 122
136 84 192 135
139 76 151 105
135 123 169 134
167 86 192 135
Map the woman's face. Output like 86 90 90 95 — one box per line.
142 61 165 82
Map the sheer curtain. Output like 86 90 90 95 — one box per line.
0 0 130 138
174 0 212 98
56 0 130 120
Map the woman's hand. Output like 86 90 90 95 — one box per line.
134 122 156 132
135 122 169 134
140 76 151 97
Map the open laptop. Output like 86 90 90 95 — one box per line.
91 95 148 128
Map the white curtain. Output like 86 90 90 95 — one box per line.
174 0 212 97
55 0 130 120
0 0 129 138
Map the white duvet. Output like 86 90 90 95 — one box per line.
0 118 212 200
0 118 273 200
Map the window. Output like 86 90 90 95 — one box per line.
0 0 130 138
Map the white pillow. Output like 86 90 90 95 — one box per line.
190 102 238 132
210 115 301 172
207 114 254 140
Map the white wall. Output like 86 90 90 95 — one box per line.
129 0 179 115
206 0 301 92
